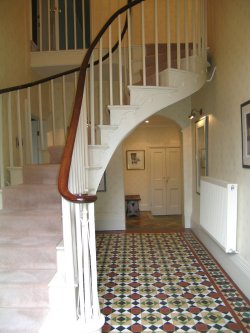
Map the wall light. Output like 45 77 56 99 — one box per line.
188 108 203 120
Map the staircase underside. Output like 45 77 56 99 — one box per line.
88 59 207 193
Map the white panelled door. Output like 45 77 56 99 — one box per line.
150 148 182 215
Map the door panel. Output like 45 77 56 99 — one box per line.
150 149 166 215
166 148 181 214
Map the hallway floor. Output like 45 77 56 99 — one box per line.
126 211 183 232
96 230 250 332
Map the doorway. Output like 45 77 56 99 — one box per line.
150 147 182 215
123 115 183 231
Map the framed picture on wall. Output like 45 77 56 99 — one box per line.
195 116 208 194
126 150 145 170
241 100 250 168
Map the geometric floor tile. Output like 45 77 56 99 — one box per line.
96 231 250 332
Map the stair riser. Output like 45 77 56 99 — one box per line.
2 187 61 210
0 214 62 236
0 308 49 333
23 165 60 185
0 248 57 270
0 285 50 307
56 248 65 274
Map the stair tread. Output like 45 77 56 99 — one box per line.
0 308 48 333
0 208 61 217
0 235 62 247
0 269 56 285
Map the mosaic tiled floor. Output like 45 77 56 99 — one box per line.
96 231 250 332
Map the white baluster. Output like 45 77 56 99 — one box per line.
166 0 171 68
65 0 69 50
197 0 201 56
16 91 23 166
82 0 86 48
192 0 197 56
118 15 123 105
154 0 159 85
27 88 33 164
82 87 89 191
7 93 13 167
202 0 207 59
48 0 51 51
62 75 67 140
141 2 146 86
127 9 132 86
38 84 45 150
99 38 103 125
0 95 4 188
176 0 181 69
73 0 77 49
50 80 56 145
39 0 43 50
109 26 113 106
90 55 95 145
185 0 189 71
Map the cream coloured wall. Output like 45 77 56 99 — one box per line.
0 0 33 89
191 0 250 298
95 145 126 231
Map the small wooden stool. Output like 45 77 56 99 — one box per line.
125 195 141 217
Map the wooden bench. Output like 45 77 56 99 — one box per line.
125 195 141 217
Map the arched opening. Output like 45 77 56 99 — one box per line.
123 115 183 231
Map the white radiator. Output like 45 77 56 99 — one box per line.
200 177 238 253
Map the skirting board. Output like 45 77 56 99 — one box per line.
192 220 250 300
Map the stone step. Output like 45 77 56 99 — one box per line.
0 269 55 308
23 164 60 185
2 184 61 210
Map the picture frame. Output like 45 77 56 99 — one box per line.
241 100 250 168
195 116 208 194
126 150 145 170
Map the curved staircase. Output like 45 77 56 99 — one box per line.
0 0 208 332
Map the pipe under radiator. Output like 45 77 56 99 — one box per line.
200 176 238 253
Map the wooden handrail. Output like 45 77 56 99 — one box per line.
58 0 144 203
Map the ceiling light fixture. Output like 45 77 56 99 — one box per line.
188 108 203 120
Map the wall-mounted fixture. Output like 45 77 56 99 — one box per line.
188 108 203 120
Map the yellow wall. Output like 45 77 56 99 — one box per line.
0 0 33 89
192 0 250 264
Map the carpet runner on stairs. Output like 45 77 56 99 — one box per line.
0 164 62 333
